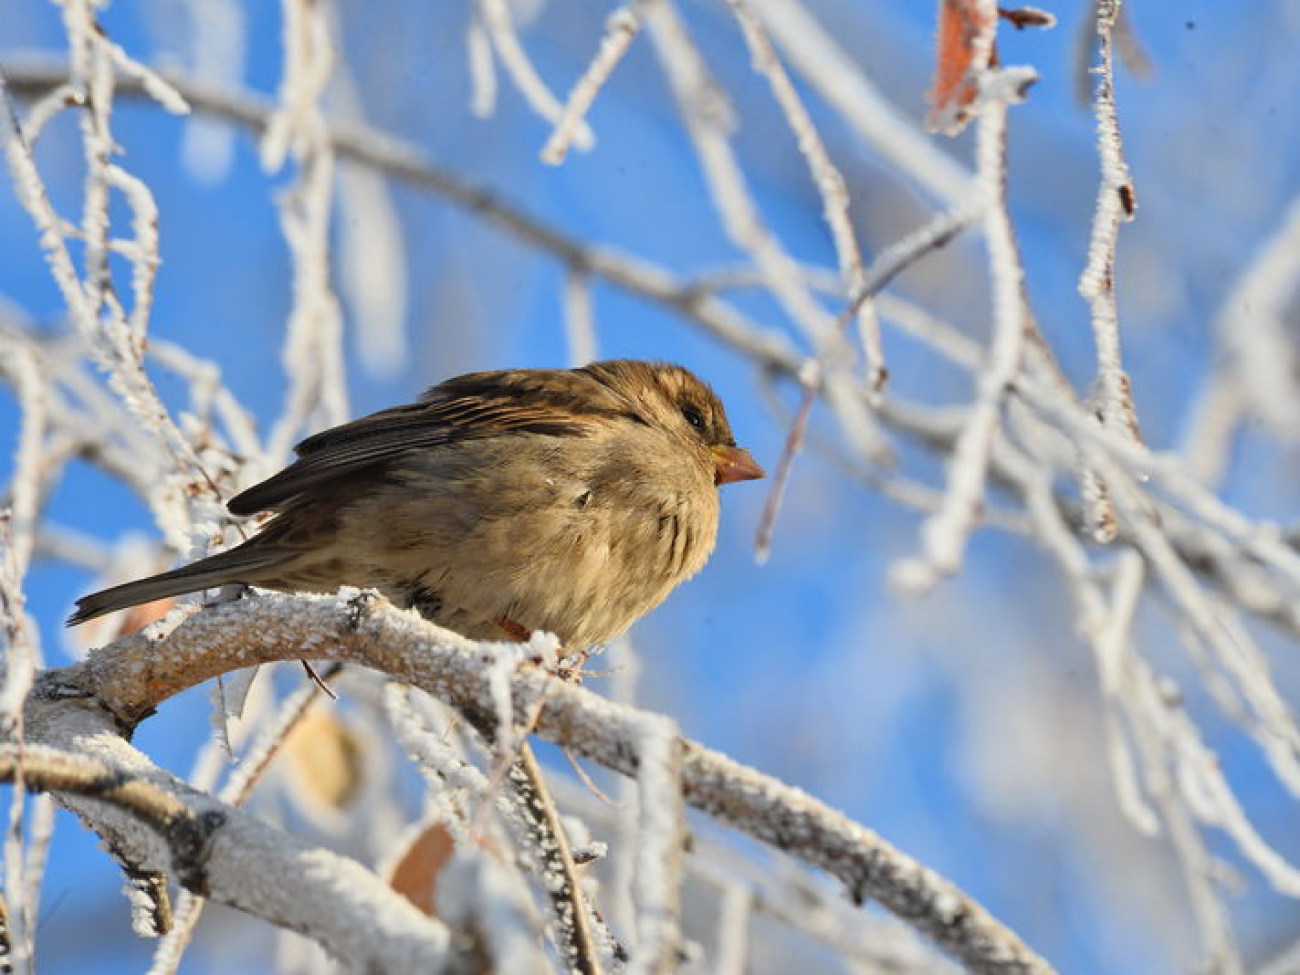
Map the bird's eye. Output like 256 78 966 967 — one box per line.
681 405 706 431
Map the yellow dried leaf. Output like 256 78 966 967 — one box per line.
283 706 365 810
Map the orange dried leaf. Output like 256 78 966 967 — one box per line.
997 6 1056 30
926 0 997 135
118 597 178 635
387 823 456 917
70 595 178 651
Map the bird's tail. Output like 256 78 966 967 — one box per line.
67 547 281 626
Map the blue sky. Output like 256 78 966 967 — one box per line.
4 2 1300 972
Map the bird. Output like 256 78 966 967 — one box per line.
69 360 764 648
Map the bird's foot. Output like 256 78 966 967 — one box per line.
492 616 594 683
212 582 253 608
554 646 601 684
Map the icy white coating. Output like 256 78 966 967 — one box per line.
436 845 549 975
477 0 595 152
36 590 1052 974
540 4 643 166
21 699 452 972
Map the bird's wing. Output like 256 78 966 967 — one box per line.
227 368 627 515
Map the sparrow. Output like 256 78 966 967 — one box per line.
69 360 764 647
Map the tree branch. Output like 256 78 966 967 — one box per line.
19 695 464 973
1 57 803 375
39 591 1055 975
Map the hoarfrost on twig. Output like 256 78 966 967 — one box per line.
891 68 1032 594
477 0 595 150
541 4 645 165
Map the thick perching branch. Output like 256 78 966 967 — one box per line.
35 591 1055 975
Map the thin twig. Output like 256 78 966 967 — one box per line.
891 69 1034 594
754 202 980 560
541 4 644 165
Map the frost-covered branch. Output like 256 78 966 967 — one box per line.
892 64 1035 594
261 0 349 462
40 591 1055 975
541 4 644 165
146 665 340 974
15 705 459 972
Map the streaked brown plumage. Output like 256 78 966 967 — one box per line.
70 360 764 647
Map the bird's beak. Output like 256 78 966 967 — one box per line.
712 445 765 486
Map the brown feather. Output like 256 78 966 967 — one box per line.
227 369 620 515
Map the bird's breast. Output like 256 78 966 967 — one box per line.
344 435 723 647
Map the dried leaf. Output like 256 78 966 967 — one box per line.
997 6 1056 30
283 706 365 811
925 0 998 135
387 822 456 917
